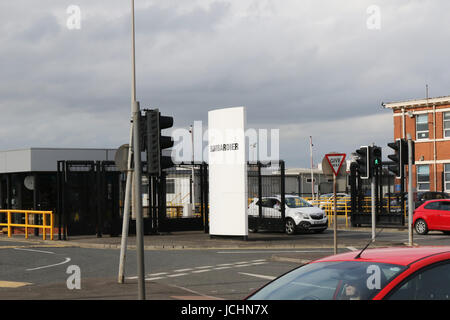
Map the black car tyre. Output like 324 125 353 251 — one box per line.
285 218 296 235
415 219 429 235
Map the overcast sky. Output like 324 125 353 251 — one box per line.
1 0 449 168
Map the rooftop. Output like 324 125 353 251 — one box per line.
382 95 450 109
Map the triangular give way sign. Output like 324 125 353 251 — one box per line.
325 153 346 176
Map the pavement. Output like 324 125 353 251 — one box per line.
0 219 409 258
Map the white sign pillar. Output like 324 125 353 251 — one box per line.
208 107 248 239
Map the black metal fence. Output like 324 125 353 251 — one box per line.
349 163 404 227
247 161 286 232
148 162 208 233
55 160 289 237
57 161 121 239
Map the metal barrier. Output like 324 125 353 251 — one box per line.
305 197 406 228
0 210 54 240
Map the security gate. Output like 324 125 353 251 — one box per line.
57 161 121 239
147 163 208 233
247 161 287 233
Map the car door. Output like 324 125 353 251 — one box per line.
386 261 450 300
422 201 441 230
437 201 450 231
261 198 281 219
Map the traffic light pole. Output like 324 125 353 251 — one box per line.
371 176 376 241
407 134 414 246
130 0 145 300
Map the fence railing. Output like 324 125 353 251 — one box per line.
0 210 54 240
304 197 407 228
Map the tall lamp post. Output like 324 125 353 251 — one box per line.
130 0 145 300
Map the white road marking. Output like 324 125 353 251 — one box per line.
192 269 211 273
14 248 55 255
234 264 254 268
127 258 270 279
167 273 189 278
347 247 358 251
147 272 168 276
239 272 276 280
145 277 165 281
217 250 334 254
250 262 268 266
174 269 193 272
26 257 71 271
251 259 267 262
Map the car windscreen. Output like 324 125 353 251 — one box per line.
248 261 406 300
285 197 313 208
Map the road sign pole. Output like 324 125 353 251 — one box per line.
323 152 346 255
333 174 337 255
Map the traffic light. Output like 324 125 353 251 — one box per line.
145 108 174 176
139 112 148 152
387 140 403 178
401 139 415 165
371 146 382 171
356 146 371 179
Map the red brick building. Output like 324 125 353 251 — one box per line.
383 96 450 193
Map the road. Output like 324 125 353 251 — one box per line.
1 228 450 299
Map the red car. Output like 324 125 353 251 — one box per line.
413 199 450 235
247 246 450 300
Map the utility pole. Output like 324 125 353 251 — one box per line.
130 0 145 300
371 144 376 242
190 125 195 212
118 127 133 284
407 133 414 246
310 136 315 201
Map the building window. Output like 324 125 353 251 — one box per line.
166 179 175 194
416 114 429 139
444 112 450 138
416 165 430 191
445 164 450 192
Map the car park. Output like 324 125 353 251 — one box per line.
318 193 351 213
388 191 450 213
247 195 327 235
415 191 450 208
413 199 450 235
247 246 450 300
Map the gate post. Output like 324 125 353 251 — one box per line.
280 160 286 221
257 162 262 230
204 163 209 234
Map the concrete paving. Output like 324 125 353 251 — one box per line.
0 225 408 251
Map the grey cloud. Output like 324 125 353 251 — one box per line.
0 1 450 167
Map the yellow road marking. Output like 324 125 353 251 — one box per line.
0 281 32 288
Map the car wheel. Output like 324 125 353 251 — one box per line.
285 218 296 235
443 231 450 235
414 219 429 235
